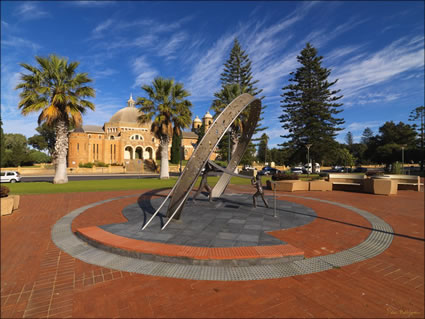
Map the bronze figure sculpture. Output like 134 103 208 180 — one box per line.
251 173 269 208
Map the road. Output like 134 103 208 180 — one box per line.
21 173 180 182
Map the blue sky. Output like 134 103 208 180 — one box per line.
1 1 424 148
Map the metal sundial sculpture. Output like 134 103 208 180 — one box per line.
142 93 262 231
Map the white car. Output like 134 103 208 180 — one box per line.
0 171 21 183
304 163 321 173
290 166 304 174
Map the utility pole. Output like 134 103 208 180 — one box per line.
306 144 312 176
401 144 407 174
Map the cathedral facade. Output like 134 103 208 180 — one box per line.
67 95 214 168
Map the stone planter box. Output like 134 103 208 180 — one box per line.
363 178 397 195
1 197 14 216
267 180 309 192
9 195 20 210
309 180 332 191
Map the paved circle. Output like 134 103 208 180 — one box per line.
99 193 316 247
52 194 393 281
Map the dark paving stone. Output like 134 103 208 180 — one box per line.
99 193 316 247
217 232 239 240
211 238 235 247
237 234 260 242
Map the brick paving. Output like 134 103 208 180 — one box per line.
1 187 424 318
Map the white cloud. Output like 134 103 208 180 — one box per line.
2 117 39 137
15 2 48 20
185 32 238 101
92 68 117 79
326 44 364 62
158 32 187 57
91 19 114 38
333 35 425 98
72 1 116 7
131 56 158 88
345 121 381 132
1 35 41 51
301 17 368 49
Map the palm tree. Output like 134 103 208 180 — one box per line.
136 77 192 179
15 54 95 184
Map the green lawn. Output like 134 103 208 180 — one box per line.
6 175 259 195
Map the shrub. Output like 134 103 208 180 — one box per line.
110 163 122 166
94 161 109 167
79 162 94 168
272 172 299 181
1 186 10 197
391 161 402 174
319 172 328 179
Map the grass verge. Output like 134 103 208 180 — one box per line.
6 176 259 195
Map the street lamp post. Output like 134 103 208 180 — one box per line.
401 144 407 174
306 144 312 176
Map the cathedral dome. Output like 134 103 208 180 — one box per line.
203 111 213 119
108 94 141 123
109 106 141 123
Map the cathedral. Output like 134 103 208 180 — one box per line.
67 95 214 168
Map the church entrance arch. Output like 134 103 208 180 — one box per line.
124 146 133 160
135 146 143 160
145 147 154 160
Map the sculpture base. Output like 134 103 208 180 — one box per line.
75 193 316 266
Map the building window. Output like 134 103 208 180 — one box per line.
96 144 99 159
130 134 143 140
110 145 113 162
93 144 95 159
99 135 101 139
114 145 116 160
88 134 91 138
77 143 79 152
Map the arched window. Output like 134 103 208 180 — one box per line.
130 134 143 141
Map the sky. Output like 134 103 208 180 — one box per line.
1 1 424 148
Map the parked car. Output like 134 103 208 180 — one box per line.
353 167 367 173
0 171 21 183
290 166 304 174
259 167 280 175
304 163 321 173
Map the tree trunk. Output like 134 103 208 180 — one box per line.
159 136 170 179
53 120 69 184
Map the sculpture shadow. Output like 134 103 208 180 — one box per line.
137 188 170 228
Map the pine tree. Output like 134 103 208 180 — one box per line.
345 131 354 147
257 133 269 163
361 127 374 145
220 39 262 96
213 38 266 162
279 43 344 164
170 132 182 164
409 106 424 171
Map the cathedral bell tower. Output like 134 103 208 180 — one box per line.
127 94 135 108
